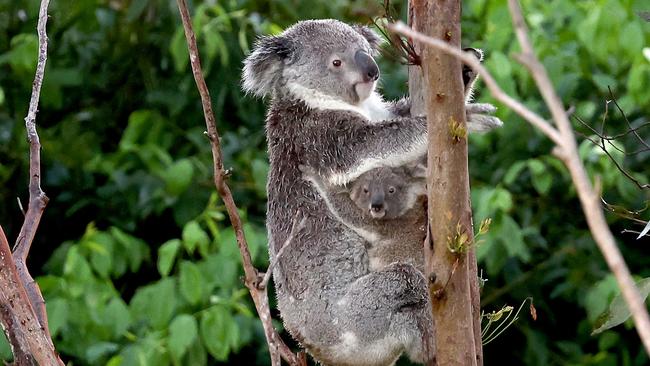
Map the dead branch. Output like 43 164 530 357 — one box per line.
390 0 650 354
11 0 52 339
0 0 64 363
1 227 62 366
174 1 304 365
573 92 650 190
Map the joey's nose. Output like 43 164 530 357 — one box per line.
370 201 384 212
355 50 379 82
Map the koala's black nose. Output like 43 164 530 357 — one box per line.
355 50 379 82
370 194 384 211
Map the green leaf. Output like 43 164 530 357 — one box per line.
251 159 269 197
503 161 526 185
179 261 204 305
158 239 181 277
0 87 4 105
619 21 643 58
6 34 38 75
63 246 93 295
88 232 114 279
183 338 207 366
104 297 131 338
168 314 198 362
130 278 176 329
0 331 10 361
86 342 120 364
528 159 552 195
126 0 148 22
499 215 530 262
488 187 513 212
46 298 69 337
170 27 189 72
592 278 650 335
106 355 122 366
163 159 194 196
200 306 238 361
592 73 617 93
182 221 210 255
111 227 149 273
120 110 153 151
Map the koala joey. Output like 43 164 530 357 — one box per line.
301 164 427 272
242 19 500 366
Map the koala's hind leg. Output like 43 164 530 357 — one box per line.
333 263 435 366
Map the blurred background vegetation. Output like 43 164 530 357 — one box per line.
0 0 649 365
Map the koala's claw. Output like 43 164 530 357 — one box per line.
466 102 503 133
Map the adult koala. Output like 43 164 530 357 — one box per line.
242 19 500 366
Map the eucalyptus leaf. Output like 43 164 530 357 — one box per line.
592 278 650 335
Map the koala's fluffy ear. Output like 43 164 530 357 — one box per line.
352 25 383 55
462 47 484 100
242 35 293 97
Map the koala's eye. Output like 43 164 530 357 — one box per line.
363 187 369 194
332 59 342 67
388 187 396 194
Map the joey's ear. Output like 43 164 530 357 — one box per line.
402 162 427 179
242 35 293 97
352 25 383 55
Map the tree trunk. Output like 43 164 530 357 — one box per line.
408 1 483 365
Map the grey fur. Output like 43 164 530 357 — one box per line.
243 19 434 365
301 165 427 272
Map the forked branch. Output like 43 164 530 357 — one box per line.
0 0 64 364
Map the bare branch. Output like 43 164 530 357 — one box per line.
1 226 63 365
10 0 53 339
174 1 304 365
0 0 61 363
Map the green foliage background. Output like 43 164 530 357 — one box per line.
0 0 649 364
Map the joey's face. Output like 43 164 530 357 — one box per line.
350 169 411 220
281 20 380 105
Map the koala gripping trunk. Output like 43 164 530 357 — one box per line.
408 1 483 365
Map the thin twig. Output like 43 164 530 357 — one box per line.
608 87 650 150
174 1 303 365
574 129 650 190
572 99 650 190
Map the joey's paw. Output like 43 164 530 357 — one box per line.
466 103 503 132
298 164 319 181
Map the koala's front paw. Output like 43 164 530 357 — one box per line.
466 102 503 132
386 97 412 118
